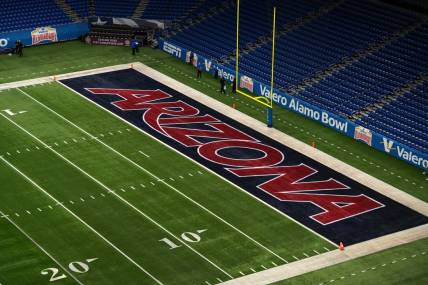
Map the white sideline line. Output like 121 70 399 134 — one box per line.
0 155 162 285
0 113 231 279
0 208 84 285
18 86 288 263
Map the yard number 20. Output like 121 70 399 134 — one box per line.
41 258 98 282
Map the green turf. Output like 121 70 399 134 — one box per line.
0 83 333 284
0 41 426 203
274 238 428 285
0 41 426 285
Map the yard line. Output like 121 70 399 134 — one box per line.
0 155 163 285
0 113 231 279
0 208 83 285
19 88 287 262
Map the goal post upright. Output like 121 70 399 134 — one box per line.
235 0 240 87
267 6 277 128
235 0 277 127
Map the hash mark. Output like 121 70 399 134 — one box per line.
271 261 277 266
139 150 150 158
239 271 245 276
303 252 310 258
90 195 95 199
250 268 256 273
293 255 299 260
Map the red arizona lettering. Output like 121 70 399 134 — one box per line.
230 164 384 224
87 88 170 110
143 101 200 134
87 88 201 135
159 114 218 126
163 123 255 147
199 140 284 167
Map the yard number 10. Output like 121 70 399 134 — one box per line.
159 229 207 250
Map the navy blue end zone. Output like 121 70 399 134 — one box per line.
61 69 428 245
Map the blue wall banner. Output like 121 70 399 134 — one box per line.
158 39 428 170
0 22 89 52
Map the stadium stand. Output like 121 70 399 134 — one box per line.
163 0 427 153
67 0 90 18
0 0 72 33
95 0 140 18
141 0 202 20
166 0 329 60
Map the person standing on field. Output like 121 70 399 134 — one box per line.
131 38 139 55
15 40 23 57
220 76 226 94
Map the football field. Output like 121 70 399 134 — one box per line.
0 63 426 285
0 73 334 284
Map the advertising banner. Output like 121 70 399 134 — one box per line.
85 36 131 46
158 39 428 170
0 22 89 52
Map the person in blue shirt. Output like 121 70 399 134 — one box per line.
131 38 139 55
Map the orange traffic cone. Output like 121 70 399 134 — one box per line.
339 242 345 251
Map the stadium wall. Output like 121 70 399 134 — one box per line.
159 39 428 171
0 22 89 52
